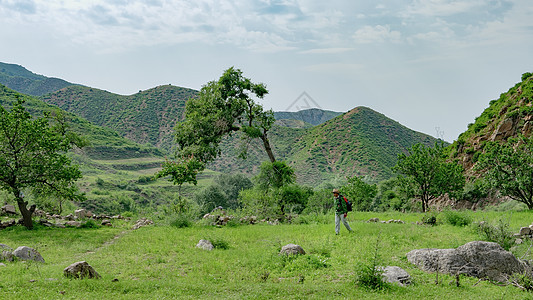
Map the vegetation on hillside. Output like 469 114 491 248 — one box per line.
0 62 74 96
41 84 196 150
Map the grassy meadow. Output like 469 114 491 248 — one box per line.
2 210 533 299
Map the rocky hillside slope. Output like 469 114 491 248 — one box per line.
450 73 533 172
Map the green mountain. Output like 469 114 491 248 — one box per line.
274 108 343 127
451 72 533 172
0 84 162 160
41 84 197 150
211 107 440 184
0 62 75 96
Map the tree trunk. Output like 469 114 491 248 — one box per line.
261 132 276 163
15 193 35 229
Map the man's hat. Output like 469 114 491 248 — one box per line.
332 189 339 194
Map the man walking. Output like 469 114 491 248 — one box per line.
333 189 352 235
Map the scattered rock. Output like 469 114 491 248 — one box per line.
13 246 45 263
101 219 112 226
64 261 101 279
280 244 305 255
64 221 81 227
132 218 153 230
75 209 93 219
407 241 530 282
379 266 411 286
0 263 6 267
1 205 17 215
519 226 531 236
1 244 14 262
368 218 380 223
196 239 214 251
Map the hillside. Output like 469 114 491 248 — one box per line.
451 73 533 172
41 84 197 150
0 62 75 96
211 107 440 184
0 84 162 160
274 108 343 127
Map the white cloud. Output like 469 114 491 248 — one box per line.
404 0 484 17
352 25 402 44
300 48 354 54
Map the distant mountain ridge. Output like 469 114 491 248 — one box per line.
1 62 442 184
274 109 343 127
0 62 76 96
211 106 439 183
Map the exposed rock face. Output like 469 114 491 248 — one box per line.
379 266 411 286
64 261 101 279
407 241 530 282
196 239 214 251
13 246 45 263
279 244 306 255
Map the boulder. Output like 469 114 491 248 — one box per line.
64 261 101 279
74 209 93 219
13 246 45 263
280 244 306 255
407 241 530 282
196 239 214 251
101 219 112 226
379 266 411 286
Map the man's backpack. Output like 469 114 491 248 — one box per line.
343 196 353 212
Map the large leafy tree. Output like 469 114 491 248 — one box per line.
0 98 84 229
476 135 533 209
341 175 377 211
175 67 275 163
393 142 464 212
161 67 282 190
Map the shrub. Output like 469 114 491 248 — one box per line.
78 219 99 229
355 232 389 290
474 218 514 250
210 237 230 250
170 215 193 228
421 212 438 226
441 210 472 227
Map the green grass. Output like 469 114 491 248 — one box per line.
1 211 533 299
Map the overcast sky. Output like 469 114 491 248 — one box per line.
1 0 532 142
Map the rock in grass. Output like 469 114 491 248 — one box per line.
279 244 305 255
407 241 530 282
64 261 101 279
1 244 14 262
196 239 214 251
13 246 45 263
379 266 411 286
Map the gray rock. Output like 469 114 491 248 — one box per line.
379 266 411 286
280 244 306 255
368 218 380 222
13 246 45 263
64 261 101 279
196 239 214 251
64 221 81 227
0 263 6 267
519 226 531 236
407 241 530 282
132 218 153 230
1 244 14 262
1 205 17 215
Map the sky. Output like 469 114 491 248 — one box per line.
1 0 532 142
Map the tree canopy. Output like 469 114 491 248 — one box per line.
0 98 84 229
476 135 533 209
393 142 464 212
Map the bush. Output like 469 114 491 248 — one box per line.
170 215 193 228
355 232 389 291
474 218 514 250
421 212 438 226
441 210 472 227
78 219 99 229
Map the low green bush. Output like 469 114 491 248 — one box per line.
441 210 472 227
